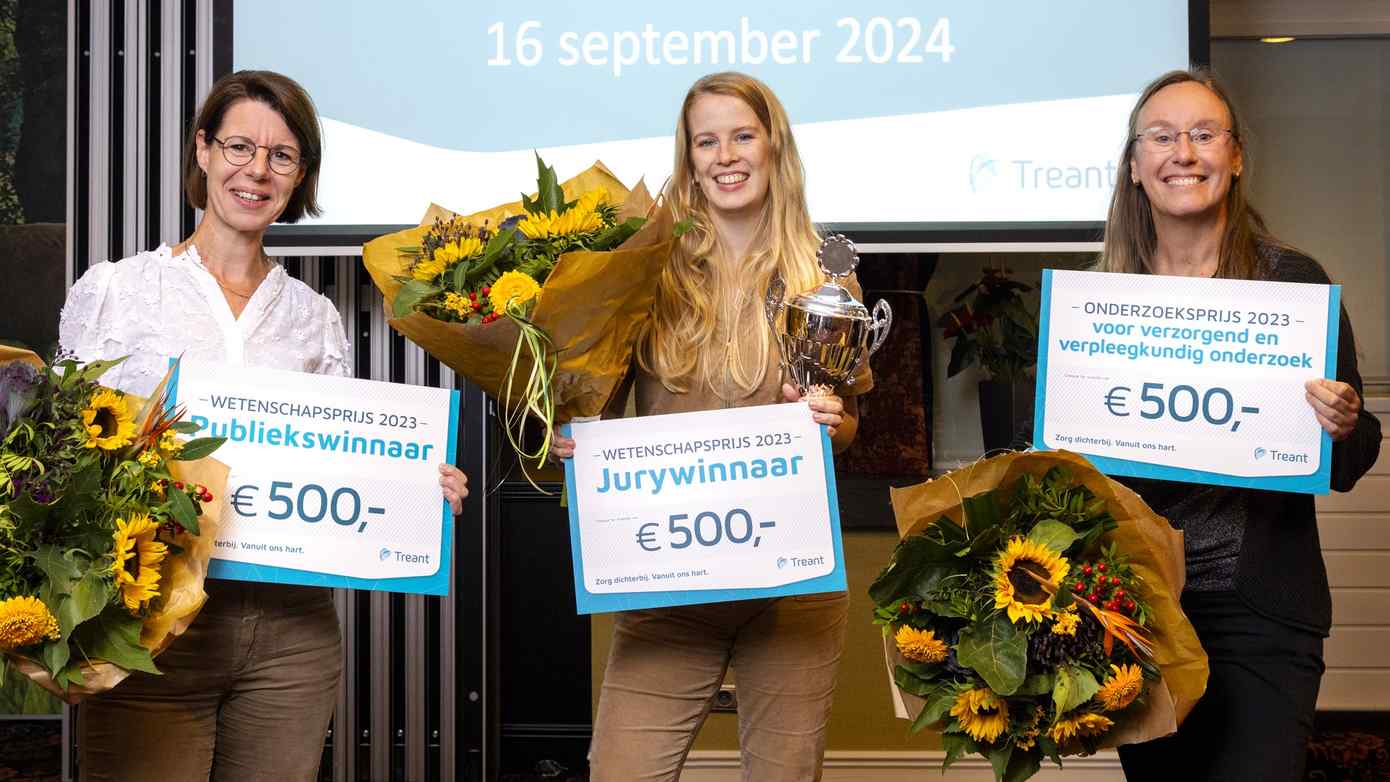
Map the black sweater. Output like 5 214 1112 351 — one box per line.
1119 248 1381 635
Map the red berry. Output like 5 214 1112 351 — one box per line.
1124 599 1136 611
1097 563 1108 572
1074 581 1086 592
1088 593 1100 603
899 602 911 613
174 481 184 490
1114 589 1126 599
1082 565 1093 575
469 291 477 299
482 286 491 295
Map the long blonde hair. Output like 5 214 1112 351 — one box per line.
638 72 823 397
1097 69 1281 280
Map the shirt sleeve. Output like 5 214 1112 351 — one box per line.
58 261 119 362
315 295 353 378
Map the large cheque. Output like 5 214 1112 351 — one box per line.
1034 269 1338 493
563 403 846 614
169 360 459 594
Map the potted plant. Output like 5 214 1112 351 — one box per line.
937 267 1038 452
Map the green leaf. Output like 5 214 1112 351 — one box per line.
955 615 1028 695
41 637 69 679
921 689 959 727
672 218 694 238
893 665 939 697
173 436 225 462
464 227 517 286
869 532 967 605
524 152 563 215
30 544 81 599
962 491 1005 540
169 421 201 434
58 567 112 639
1017 672 1056 696
392 280 441 318
167 487 200 535
946 337 978 377
70 606 159 675
451 258 473 291
1003 748 1042 782
50 461 103 524
987 743 1014 782
909 690 957 734
592 216 646 249
1028 519 1080 555
942 733 978 770
1052 665 1100 715
1038 736 1063 768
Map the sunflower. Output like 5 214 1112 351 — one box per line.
950 686 1010 744
1095 663 1144 711
1048 711 1113 744
1014 705 1045 750
993 537 1070 624
411 255 448 282
0 595 61 650
489 270 541 313
575 187 609 213
517 205 602 239
82 388 136 451
110 514 168 614
894 625 949 664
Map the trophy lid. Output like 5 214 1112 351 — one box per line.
786 234 870 321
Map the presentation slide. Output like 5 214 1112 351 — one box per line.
232 1 1191 231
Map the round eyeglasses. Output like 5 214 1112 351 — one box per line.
1134 127 1235 151
210 135 305 175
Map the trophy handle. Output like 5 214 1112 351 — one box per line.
763 276 792 373
868 299 893 355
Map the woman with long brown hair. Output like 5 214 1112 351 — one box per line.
551 71 869 780
1097 69 1379 781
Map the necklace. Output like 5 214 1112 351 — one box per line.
181 240 270 300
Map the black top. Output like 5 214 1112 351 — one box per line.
1119 246 1381 635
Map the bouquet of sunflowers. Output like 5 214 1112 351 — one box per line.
875 450 1208 782
0 346 226 702
364 156 675 470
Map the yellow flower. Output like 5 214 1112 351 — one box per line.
517 205 602 239
137 449 161 468
1095 663 1144 711
0 596 61 650
110 514 168 614
443 292 476 319
575 187 609 213
411 255 448 282
82 388 136 451
1050 608 1080 636
489 271 541 313
993 537 1070 624
158 429 183 455
150 480 165 496
949 686 1010 744
1048 711 1113 744
1014 706 1045 750
894 625 949 664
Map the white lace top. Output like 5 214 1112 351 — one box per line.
59 244 351 397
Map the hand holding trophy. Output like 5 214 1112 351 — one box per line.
764 234 892 398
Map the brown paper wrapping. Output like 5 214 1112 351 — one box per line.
1 357 229 703
883 449 1208 747
0 345 46 369
361 162 674 422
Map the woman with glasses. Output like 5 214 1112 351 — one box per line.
1098 70 1380 781
60 70 469 781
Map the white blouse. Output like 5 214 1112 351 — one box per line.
59 244 351 397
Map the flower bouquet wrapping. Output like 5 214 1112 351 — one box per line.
873 450 1208 781
0 346 227 703
363 157 675 466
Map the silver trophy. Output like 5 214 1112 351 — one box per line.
764 234 892 394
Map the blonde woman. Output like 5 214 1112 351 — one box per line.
552 71 870 780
